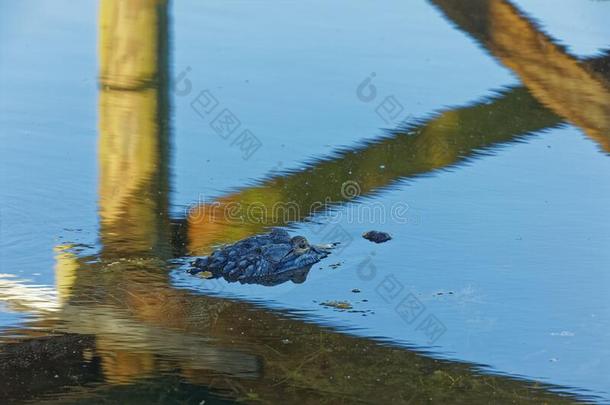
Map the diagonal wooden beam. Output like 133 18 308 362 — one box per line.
185 86 563 253
432 0 610 152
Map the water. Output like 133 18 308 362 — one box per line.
1 0 609 403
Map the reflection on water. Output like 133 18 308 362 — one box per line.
185 2 609 254
0 0 608 403
0 265 584 403
186 85 561 253
98 0 172 259
432 0 610 152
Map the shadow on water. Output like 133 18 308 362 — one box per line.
1 0 608 403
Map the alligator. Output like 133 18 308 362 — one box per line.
188 229 334 286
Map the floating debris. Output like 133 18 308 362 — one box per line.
362 230 392 243
328 262 342 269
351 288 361 293
198 271 214 279
320 300 353 310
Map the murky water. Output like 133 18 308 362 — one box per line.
1 0 609 403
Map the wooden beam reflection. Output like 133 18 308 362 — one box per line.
432 0 610 152
97 0 171 259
